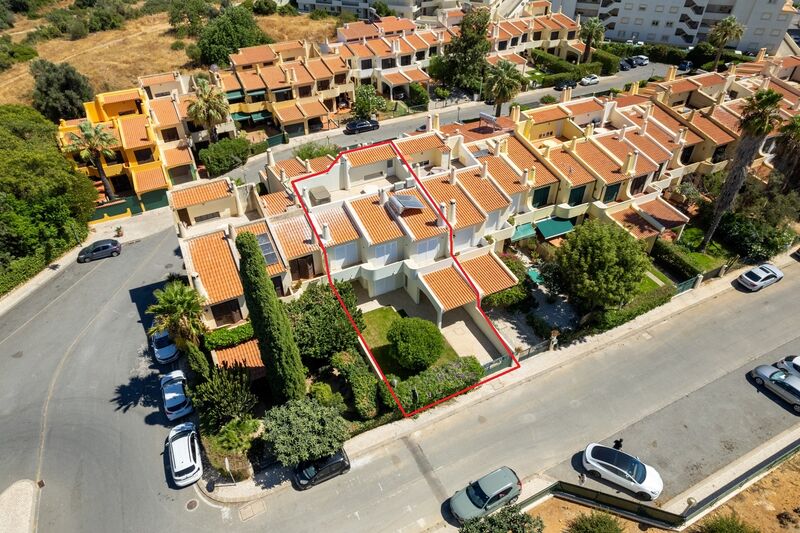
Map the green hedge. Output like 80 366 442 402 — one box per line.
541 72 578 87
383 357 485 412
204 322 254 350
596 285 676 330
0 232 86 298
331 351 378 420
198 137 250 177
592 49 619 76
651 238 704 279
528 48 575 73
575 62 603 77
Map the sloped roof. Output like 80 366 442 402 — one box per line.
423 266 475 311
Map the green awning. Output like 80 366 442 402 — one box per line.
231 112 251 122
225 90 244 99
251 111 271 122
511 222 535 242
536 217 574 240
247 89 266 97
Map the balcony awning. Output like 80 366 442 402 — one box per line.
511 222 535 242
231 112 251 122
225 90 244 100
247 89 266 97
251 111 271 122
536 217 574 240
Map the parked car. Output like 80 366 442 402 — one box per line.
737 263 784 291
619 61 631 71
623 57 638 68
678 60 694 71
294 449 350 490
582 443 663 501
394 90 406 101
449 466 521 524
416 124 428 132
776 356 800 379
166 422 202 487
160 370 193 421
554 78 578 91
750 365 800 413
77 239 121 263
580 74 600 86
151 329 179 364
344 119 379 134
632 55 649 65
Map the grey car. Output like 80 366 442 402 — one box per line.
750 365 800 413
449 466 521 524
78 239 121 263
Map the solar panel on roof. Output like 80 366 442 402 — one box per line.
256 233 279 266
394 194 425 209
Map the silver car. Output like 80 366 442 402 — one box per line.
449 467 521 524
582 443 663 501
160 370 193 421
737 263 784 291
776 356 800 379
750 365 800 413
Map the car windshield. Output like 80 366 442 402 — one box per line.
771 370 788 381
629 460 647 483
744 271 762 282
466 481 490 508
302 464 318 479
154 334 173 349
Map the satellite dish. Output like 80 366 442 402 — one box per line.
209 64 220 73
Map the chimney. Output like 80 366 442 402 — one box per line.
481 161 489 179
760 77 770 91
437 202 447 227
629 82 639 96
585 123 595 137
340 154 351 190
728 63 737 77
426 114 433 131
623 150 639 176
618 127 626 140
716 90 726 105
543 144 552 159
793 99 800 111
569 135 578 151
321 223 332 242
644 102 653 120
678 127 687 144
688 109 696 123
379 187 389 206
755 48 767 62
284 68 291 84
492 24 500 40
302 186 310 205
449 167 457 184
526 167 536 187
576 13 581 26
304 159 312 172
267 148 275 167
433 113 440 130
191 272 209 300
279 167 288 184
639 117 648 135
290 68 297 83
499 138 509 154
561 87 572 103
511 104 521 122
447 198 457 225
665 65 677 82
227 223 237 242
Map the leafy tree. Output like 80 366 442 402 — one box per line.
29 60 93 123
407 82 429 107
565 511 623 533
189 366 257 431
146 281 207 344
460 506 543 533
440 8 490 92
310 382 346 413
262 399 349 466
775 114 800 193
579 17 605 64
276 3 297 15
309 8 328 19
484 60 526 117
427 54 448 84
252 0 276 15
185 340 211 382
66 120 118 201
199 137 249 177
197 6 270 66
236 232 306 403
352 84 386 119
701 89 782 251
552 219 648 310
286 280 365 361
387 317 444 371
337 11 357 24
187 78 230 143
292 140 340 160
168 0 214 37
708 16 744 72
372 0 395 16
0 35 36 73
694 513 759 533
736 172 800 227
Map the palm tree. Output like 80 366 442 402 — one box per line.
187 78 230 143
700 89 782 251
579 17 605 64
484 60 527 117
146 281 207 344
67 121 118 202
708 16 745 72
775 115 800 192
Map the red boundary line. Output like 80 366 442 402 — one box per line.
289 139 520 417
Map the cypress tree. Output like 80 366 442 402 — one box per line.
235 232 305 403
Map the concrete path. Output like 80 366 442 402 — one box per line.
645 270 666 287
0 480 37 533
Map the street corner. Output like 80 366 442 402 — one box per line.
0 480 39 533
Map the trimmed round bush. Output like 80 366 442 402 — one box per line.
386 317 444 371
694 514 759 533
566 512 623 533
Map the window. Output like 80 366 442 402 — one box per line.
532 31 542 40
621 17 629 23
665 21 674 27
211 300 242 327
568 185 586 206
133 148 154 164
532 186 550 208
638 3 646 9
400 55 411 66
194 212 220 223
770 29 781 36
603 183 621 203
624 3 633 9
754 28 765 35
778 13 789 21
415 238 438 262
651 20 659 26
618 30 626 38
661 34 669 42
521 33 528 42
635 18 643 24
511 37 519 46
361 59 372 69
429 46 438 55
162 127 179 142
550 31 560 40
655 4 663 11
415 50 425 60
760 12 772 20
669 6 678 12
647 32 656 40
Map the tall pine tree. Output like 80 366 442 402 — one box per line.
235 232 305 403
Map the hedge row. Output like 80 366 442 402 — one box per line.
331 350 378 420
592 48 620 76
380 357 485 412
651 238 704 279
528 48 575 73
204 322 254 350
0 232 87 298
596 285 676 330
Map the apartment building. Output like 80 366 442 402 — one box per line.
553 0 796 52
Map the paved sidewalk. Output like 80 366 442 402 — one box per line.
198 250 799 505
0 207 175 318
0 480 38 533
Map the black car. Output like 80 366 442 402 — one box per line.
618 60 631 71
623 57 638 68
554 79 578 91
345 119 379 134
678 60 694 71
78 239 121 263
294 449 350 490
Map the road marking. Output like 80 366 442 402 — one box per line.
32 232 171 532
402 437 449 503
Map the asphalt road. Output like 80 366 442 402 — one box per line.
1 230 798 532
228 62 672 185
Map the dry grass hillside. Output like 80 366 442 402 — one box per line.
256 14 338 42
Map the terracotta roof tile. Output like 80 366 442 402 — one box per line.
215 340 266 379
547 147 595 186
305 58 334 80
314 205 360 246
271 40 304 53
612 208 659 239
171 180 232 210
402 67 430 83
440 121 512 143
506 137 559 186
348 194 405 244
692 72 726 87
162 145 193 168
395 133 449 156
455 167 510 212
187 231 242 305
134 165 168 193
230 45 276 67
564 99 604 116
487 53 526 66
260 65 291 90
664 78 699 94
270 214 318 260
282 62 314 85
650 106 703 145
321 55 348 74
140 72 177 87
624 131 672 163
343 42 372 58
574 141 626 184
526 105 569 123
461 254 516 296
637 198 688 229
273 104 305 123
421 174 485 230
536 15 562 30
387 36 415 54
219 72 243 92
149 98 180 127
339 21 380 41
404 34 428 51
300 100 329 118
477 155 526 195
392 187 446 241
345 143 396 167
499 20 526 37
237 69 267 92
690 112 736 144
384 71 410 85
260 191 295 216
611 94 650 108
102 89 141 104
423 266 475 311
710 105 742 135
375 16 415 34
596 135 658 176
118 115 152 149
237 220 286 276
551 12 578 29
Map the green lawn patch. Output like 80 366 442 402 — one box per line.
647 263 673 286
636 273 660 295
361 307 458 380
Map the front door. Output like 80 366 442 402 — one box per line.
630 175 647 195
290 255 315 280
568 186 586 206
603 183 621 203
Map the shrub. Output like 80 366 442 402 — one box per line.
198 137 250 177
574 61 602 77
337 10 357 23
460 506 543 533
204 322 254 350
197 6 270 65
716 212 795 261
170 39 185 50
651 238 704 279
252 0 276 14
592 48 619 75
202 416 260 480
408 81 429 107
186 340 211 381
541 72 577 88
433 86 450 99
389 357 485 412
694 513 759 533
276 3 297 15
310 382 346 413
566 511 624 533
292 140 340 160
189 366 258 432
68 19 88 40
185 43 202 65
331 351 378 420
596 284 675 330
481 284 527 308
309 8 328 19
386 317 445 371
528 48 575 73
526 314 553 339
539 94 557 104
88 8 124 32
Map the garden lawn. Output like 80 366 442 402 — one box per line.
636 262 674 295
361 307 458 380
677 226 734 264
528 70 545 85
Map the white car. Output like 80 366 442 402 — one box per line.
632 54 649 65
152 329 179 364
776 356 800 379
737 263 784 291
582 443 663 501
580 74 600 86
167 422 202 488
160 371 193 421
